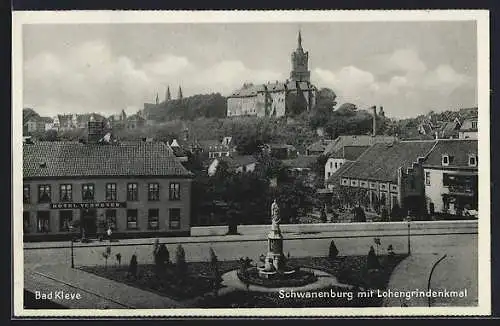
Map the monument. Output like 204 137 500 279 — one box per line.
258 199 296 278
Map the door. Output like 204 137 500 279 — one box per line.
81 209 97 237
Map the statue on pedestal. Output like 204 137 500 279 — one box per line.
271 199 280 229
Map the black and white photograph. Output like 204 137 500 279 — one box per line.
12 10 490 317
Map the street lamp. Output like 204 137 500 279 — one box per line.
70 237 75 269
407 210 411 255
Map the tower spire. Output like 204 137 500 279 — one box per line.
298 29 302 49
155 93 159 105
165 85 171 101
178 86 183 100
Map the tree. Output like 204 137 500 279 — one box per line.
115 253 122 266
329 240 339 260
390 204 404 222
353 206 366 222
209 248 222 287
336 103 358 116
175 244 187 276
275 177 316 223
102 246 111 270
309 88 337 129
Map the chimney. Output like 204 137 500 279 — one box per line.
372 106 377 137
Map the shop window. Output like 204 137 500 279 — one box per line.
148 209 159 230
82 184 95 201
169 208 181 229
23 211 30 233
126 209 138 229
106 183 117 201
59 184 72 202
38 185 51 203
148 183 160 201
127 183 138 201
59 210 73 231
23 184 30 204
36 211 50 233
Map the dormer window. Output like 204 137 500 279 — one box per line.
469 154 477 167
442 154 449 166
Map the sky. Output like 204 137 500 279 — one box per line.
23 21 477 119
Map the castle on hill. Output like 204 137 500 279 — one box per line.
226 31 318 118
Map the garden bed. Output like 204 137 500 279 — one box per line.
80 254 406 306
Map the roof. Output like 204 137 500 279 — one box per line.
439 121 461 137
23 141 192 179
323 135 398 155
217 155 258 169
307 139 334 153
228 80 316 98
338 140 437 183
282 155 318 169
197 140 229 151
328 146 370 160
326 161 355 185
459 119 478 132
422 139 478 168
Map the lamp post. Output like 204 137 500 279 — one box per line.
70 237 75 269
407 211 411 256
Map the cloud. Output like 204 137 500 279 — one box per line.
23 41 282 116
313 49 474 117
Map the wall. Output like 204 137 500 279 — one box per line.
191 220 478 236
424 168 445 213
23 177 192 238
324 158 346 180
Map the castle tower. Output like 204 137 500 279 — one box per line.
178 86 183 100
155 93 159 105
165 86 171 102
290 30 310 83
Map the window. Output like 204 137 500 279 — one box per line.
59 210 73 231
330 162 333 169
169 183 181 200
442 154 449 166
425 172 431 186
36 211 50 232
82 183 95 201
126 209 138 229
148 209 159 230
23 185 30 204
169 208 181 229
335 162 338 169
59 184 72 202
23 211 30 233
106 183 117 201
409 177 415 190
380 192 388 207
469 155 477 167
472 121 478 129
127 183 138 201
106 209 117 230
38 185 51 203
327 172 331 178
148 183 160 201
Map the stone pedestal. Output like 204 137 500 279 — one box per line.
264 223 285 271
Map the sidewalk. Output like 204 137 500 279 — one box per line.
24 226 477 250
25 264 185 309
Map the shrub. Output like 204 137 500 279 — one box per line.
366 246 380 271
128 254 138 279
115 253 122 266
209 248 222 285
353 206 366 222
380 207 389 222
328 240 339 260
390 204 403 221
155 244 170 266
320 208 327 223
153 238 160 257
175 244 187 276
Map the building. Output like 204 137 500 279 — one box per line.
281 155 318 187
263 143 298 160
423 139 478 216
324 146 370 182
197 140 232 159
226 31 317 118
207 155 258 176
306 139 334 156
459 118 478 140
23 124 194 241
323 135 398 156
126 114 146 130
330 140 437 216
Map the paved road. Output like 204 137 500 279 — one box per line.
24 232 477 272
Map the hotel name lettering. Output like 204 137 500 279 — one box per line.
50 202 127 209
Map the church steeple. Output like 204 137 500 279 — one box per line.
155 93 159 105
178 86 183 100
165 86 171 101
290 30 310 83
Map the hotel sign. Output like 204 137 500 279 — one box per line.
50 202 127 209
